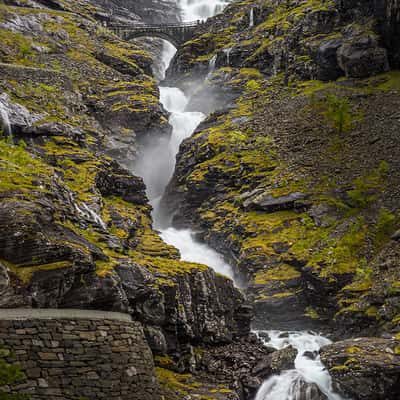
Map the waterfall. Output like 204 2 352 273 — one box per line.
178 0 230 21
207 54 217 77
0 102 11 137
224 47 232 66
255 331 345 400
75 202 107 230
249 7 254 28
133 0 235 280
132 1 344 397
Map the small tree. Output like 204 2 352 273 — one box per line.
323 94 355 134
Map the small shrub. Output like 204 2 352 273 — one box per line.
19 43 32 59
323 94 357 134
0 349 29 399
374 208 397 248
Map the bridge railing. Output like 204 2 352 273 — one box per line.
109 21 201 30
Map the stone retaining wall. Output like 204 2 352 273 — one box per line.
0 309 160 400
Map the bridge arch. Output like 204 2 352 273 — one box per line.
111 22 200 48
123 31 180 48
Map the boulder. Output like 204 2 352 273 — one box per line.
311 37 344 81
337 36 389 78
95 160 148 205
94 51 144 77
242 191 309 212
292 380 328 400
320 337 400 400
269 345 298 372
0 93 43 135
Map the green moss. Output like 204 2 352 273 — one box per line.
346 161 389 209
254 264 301 285
374 208 397 249
3 260 72 284
304 306 320 320
345 345 362 354
0 138 52 193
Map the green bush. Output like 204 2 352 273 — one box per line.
374 208 397 248
0 349 29 400
323 94 357 133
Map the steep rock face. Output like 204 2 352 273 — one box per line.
0 2 266 399
321 337 400 400
167 0 399 93
162 0 400 336
335 0 400 66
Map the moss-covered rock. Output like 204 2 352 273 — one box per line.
162 0 400 335
321 337 400 400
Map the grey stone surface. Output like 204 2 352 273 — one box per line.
0 311 160 400
0 308 133 322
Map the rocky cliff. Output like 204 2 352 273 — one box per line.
163 0 400 337
0 1 269 399
1 0 400 399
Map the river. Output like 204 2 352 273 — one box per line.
133 1 345 399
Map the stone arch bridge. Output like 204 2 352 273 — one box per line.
110 21 201 48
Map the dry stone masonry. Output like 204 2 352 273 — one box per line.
0 309 160 400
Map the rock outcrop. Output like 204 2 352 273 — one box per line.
162 0 400 336
321 337 400 400
0 1 267 399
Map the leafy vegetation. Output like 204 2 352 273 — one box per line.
0 349 29 400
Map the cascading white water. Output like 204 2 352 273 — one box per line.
160 228 233 277
0 102 11 137
133 1 344 398
224 47 232 66
208 54 217 77
133 0 235 280
249 7 254 28
178 0 230 21
255 331 345 400
155 85 234 279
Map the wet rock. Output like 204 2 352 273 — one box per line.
293 380 328 400
198 338 274 399
270 345 298 372
252 345 297 383
320 337 400 400
115 264 165 325
0 93 43 133
303 350 318 360
311 37 344 81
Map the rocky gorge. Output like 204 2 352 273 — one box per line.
0 0 399 399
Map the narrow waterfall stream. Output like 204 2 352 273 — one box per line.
133 1 346 399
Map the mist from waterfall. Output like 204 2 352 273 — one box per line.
133 2 344 397
132 0 234 280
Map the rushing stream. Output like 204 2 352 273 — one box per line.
133 1 345 399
